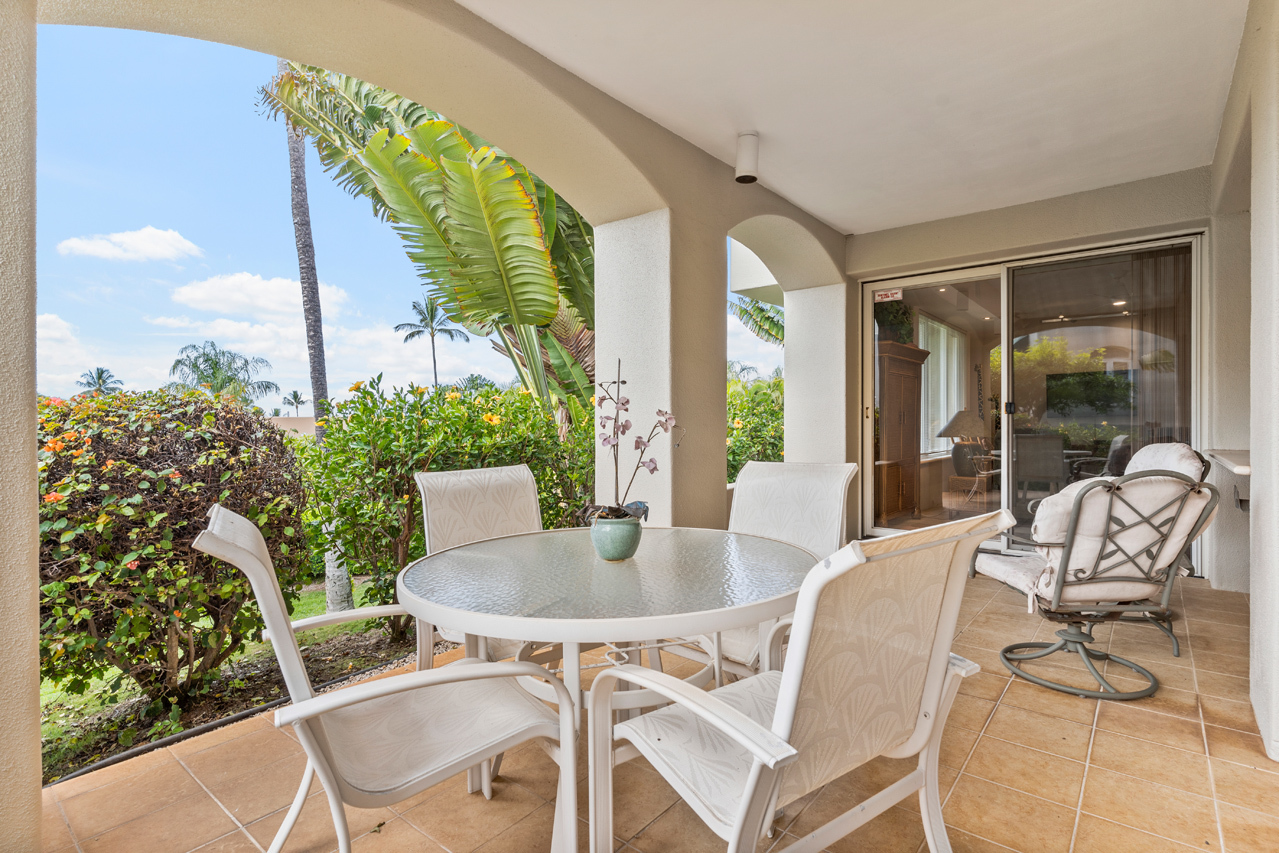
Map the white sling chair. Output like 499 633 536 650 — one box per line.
589 510 1013 853
414 464 548 663
193 505 579 853
669 461 858 680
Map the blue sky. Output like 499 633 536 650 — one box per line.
36 26 782 414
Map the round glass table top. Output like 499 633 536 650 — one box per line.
396 527 817 643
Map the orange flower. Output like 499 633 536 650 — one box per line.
169 472 181 479
71 449 84 458
43 440 65 453
43 492 65 503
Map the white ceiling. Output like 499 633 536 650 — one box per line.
455 0 1248 235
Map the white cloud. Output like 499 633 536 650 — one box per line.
727 314 784 377
36 313 95 393
57 226 203 262
171 272 349 321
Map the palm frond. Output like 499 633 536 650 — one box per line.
729 297 785 347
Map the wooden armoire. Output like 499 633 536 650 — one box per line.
875 341 930 525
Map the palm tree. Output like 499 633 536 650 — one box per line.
729 296 784 346
283 390 308 415
167 341 280 403
395 297 470 386
75 367 123 394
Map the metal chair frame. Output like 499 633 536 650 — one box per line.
998 468 1219 700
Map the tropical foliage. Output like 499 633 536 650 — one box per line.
992 337 1132 424
298 377 593 638
37 391 309 712
283 390 308 415
729 297 784 347
726 370 784 482
167 341 281 404
396 296 470 387
260 64 595 408
76 367 124 395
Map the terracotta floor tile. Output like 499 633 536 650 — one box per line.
962 737 1084 806
494 742 563 801
79 791 237 853
1071 813 1203 852
939 724 979 769
964 612 1042 636
1193 650 1251 679
1087 730 1210 795
628 799 742 852
1080 766 1219 849
61 756 204 840
578 758 680 842
1217 803 1279 853
191 830 266 852
1095 701 1205 753
822 805 925 853
897 764 958 815
1108 634 1185 665
471 803 587 853
1201 695 1260 735
1113 682 1201 721
47 746 175 801
983 704 1093 760
387 770 466 814
1195 670 1251 702
1182 606 1249 628
1193 635 1250 658
246 792 397 853
40 798 75 853
947 694 997 732
401 777 544 852
953 626 1020 654
944 775 1074 853
949 644 1008 677
207 752 320 824
351 817 449 852
999 679 1098 725
169 713 273 758
957 671 1010 702
1211 757 1279 818
943 827 1020 853
1204 725 1276 769
1185 620 1249 643
182 725 304 788
1106 655 1197 692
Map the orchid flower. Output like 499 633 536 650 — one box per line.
641 458 658 473
634 436 649 450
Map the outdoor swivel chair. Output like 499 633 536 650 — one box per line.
974 443 1218 700
589 510 1013 853
193 505 579 853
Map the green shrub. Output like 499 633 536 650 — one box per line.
301 377 593 638
38 391 309 710
727 377 784 483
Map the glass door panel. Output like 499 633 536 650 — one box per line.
872 277 1001 531
1007 245 1192 540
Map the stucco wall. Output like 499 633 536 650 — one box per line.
0 3 42 849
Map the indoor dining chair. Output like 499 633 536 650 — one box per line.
193 504 579 853
589 510 1013 853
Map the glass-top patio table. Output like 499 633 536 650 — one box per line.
396 526 816 717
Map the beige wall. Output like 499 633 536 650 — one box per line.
0 2 42 849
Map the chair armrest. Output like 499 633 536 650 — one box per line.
590 664 798 770
762 618 793 672
275 658 574 727
263 604 411 641
948 653 980 679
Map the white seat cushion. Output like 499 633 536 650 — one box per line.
1125 443 1206 479
616 670 783 831
695 624 767 669
973 552 1047 596
436 628 526 661
974 550 1162 609
320 661 558 796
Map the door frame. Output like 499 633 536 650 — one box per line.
859 233 1204 545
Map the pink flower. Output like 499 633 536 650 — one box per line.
615 396 629 413
599 432 618 448
126 560 139 570
618 419 632 435
634 436 649 450
641 458 659 473
598 415 612 429
656 410 677 432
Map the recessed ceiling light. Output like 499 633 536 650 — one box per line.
983 316 991 320
939 288 946 292
1113 300 1127 306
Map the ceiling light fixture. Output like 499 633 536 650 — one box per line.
1113 300 1127 306
938 288 946 292
984 316 991 320
735 132 759 184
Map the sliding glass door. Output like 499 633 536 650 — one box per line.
866 239 1196 541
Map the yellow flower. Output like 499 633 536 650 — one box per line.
446 391 461 401
349 381 365 392
733 419 744 429
726 437 732 446
482 413 502 425
519 388 532 395
590 396 596 405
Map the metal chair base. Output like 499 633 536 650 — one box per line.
1001 624 1159 700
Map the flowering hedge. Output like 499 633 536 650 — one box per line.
38 392 309 710
300 377 593 638
726 377 784 482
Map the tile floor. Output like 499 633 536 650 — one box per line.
41 575 1276 852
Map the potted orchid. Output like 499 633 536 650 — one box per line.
585 362 683 561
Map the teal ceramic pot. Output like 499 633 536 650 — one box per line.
590 516 643 562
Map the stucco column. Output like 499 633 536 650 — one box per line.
595 208 728 528
783 283 861 530
0 0 43 848
1250 2 1279 762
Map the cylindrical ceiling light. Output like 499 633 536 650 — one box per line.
735 132 759 184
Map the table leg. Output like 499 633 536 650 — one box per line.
563 641 582 731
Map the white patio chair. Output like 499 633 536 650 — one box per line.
414 464 548 664
193 504 578 853
973 442 1219 699
678 461 858 680
589 510 1013 853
